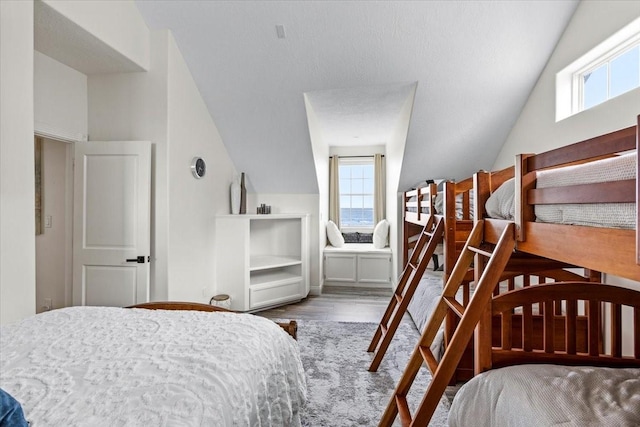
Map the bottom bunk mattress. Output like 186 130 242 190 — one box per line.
0 306 307 426
448 364 640 427
407 272 446 359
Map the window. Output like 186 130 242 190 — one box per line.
339 157 374 229
556 17 640 121
580 42 639 111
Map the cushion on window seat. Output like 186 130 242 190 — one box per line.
342 232 374 244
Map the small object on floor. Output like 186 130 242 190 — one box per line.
210 294 231 309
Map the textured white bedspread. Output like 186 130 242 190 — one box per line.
0 306 307 426
449 364 640 427
535 151 636 229
484 152 636 228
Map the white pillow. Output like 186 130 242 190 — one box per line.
485 178 515 220
326 220 344 248
373 219 389 249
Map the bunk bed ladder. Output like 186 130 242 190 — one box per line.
379 220 516 427
368 215 445 372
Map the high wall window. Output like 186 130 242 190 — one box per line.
556 17 640 121
579 42 639 111
339 157 374 228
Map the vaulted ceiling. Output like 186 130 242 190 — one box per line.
135 0 579 193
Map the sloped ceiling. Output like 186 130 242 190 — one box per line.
135 0 579 193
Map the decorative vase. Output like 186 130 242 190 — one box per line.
240 172 247 214
230 176 240 214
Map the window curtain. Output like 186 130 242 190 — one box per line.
374 153 386 223
329 155 340 225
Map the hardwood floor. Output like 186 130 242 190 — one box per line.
256 263 444 323
256 286 400 323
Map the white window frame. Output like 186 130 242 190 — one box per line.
338 156 375 232
556 17 640 122
575 36 640 112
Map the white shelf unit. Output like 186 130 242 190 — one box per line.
215 214 310 312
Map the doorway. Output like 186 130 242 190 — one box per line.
34 136 73 313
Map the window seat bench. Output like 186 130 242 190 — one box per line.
323 244 392 288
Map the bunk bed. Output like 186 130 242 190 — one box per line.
0 303 306 426
448 283 640 427
402 167 596 381
402 177 475 275
379 120 640 426
402 182 438 268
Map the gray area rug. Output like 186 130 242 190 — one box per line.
296 319 450 426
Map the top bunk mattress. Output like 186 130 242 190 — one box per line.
486 152 636 229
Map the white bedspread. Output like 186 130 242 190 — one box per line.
535 151 636 229
485 152 636 228
0 306 307 426
449 364 640 427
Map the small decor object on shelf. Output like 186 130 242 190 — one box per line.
257 204 272 214
209 294 231 310
230 175 240 214
240 172 247 214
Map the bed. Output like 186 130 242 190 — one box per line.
380 120 640 426
402 179 475 273
451 122 640 425
469 121 638 369
448 282 640 427
405 166 596 380
0 304 307 426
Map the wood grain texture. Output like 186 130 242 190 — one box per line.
127 301 298 339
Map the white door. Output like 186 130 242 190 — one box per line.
73 141 151 307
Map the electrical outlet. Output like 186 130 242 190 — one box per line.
43 298 52 311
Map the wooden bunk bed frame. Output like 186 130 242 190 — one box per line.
400 166 598 382
471 121 639 374
380 120 640 426
402 178 475 276
444 166 601 384
402 183 438 265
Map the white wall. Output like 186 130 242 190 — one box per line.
89 31 170 301
34 51 88 142
41 0 150 71
89 30 237 303
388 84 418 284
0 0 36 325
166 34 236 302
493 1 640 169
36 138 71 312
306 96 329 294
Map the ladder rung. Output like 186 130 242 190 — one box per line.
394 293 403 304
443 296 465 318
380 324 388 335
395 395 412 426
409 262 418 270
419 345 438 374
468 245 493 258
423 230 433 237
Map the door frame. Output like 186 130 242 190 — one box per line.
34 130 77 310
